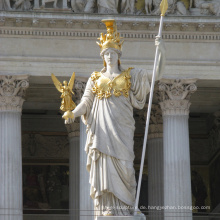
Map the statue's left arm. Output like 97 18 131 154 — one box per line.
148 36 166 82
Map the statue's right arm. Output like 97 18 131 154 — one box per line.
65 77 95 125
72 101 87 118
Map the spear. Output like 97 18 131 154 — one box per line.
134 0 168 215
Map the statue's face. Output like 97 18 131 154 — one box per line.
63 81 68 86
104 49 118 67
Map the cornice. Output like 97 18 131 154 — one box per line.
0 11 220 41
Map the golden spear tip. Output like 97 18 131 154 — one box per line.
160 0 168 16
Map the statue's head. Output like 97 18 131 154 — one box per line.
101 48 121 68
97 19 123 69
63 81 68 86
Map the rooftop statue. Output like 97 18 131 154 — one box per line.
97 0 119 14
71 0 86 12
0 0 12 10
1 0 218 16
121 0 135 14
65 19 165 217
151 0 189 15
41 0 58 9
12 0 32 10
190 0 220 16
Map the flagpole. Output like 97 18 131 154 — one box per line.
134 0 168 215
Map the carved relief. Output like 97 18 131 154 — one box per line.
151 0 189 15
158 79 197 115
22 134 69 159
0 0 12 10
13 0 32 10
145 0 153 14
190 0 220 16
0 0 33 11
33 0 69 10
97 0 119 14
84 0 96 13
71 0 86 12
0 0 219 16
208 112 220 157
121 0 135 14
65 121 80 137
0 75 29 112
148 104 163 139
41 0 58 9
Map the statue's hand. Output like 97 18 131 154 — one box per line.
155 36 165 54
65 117 75 125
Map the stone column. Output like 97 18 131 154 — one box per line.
66 80 93 220
0 75 29 220
158 79 197 220
80 120 94 220
66 122 80 220
148 104 163 220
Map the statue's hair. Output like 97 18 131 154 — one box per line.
100 48 123 73
100 48 122 58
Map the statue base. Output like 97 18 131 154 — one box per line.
97 216 146 220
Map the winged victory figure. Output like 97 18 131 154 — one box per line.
51 73 76 117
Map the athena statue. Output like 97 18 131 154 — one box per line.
65 19 165 217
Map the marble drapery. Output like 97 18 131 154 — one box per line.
81 68 150 216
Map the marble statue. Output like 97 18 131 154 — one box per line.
151 0 188 15
190 0 220 16
84 0 96 13
121 0 135 14
71 0 86 12
12 0 32 10
65 19 165 217
0 0 12 10
97 0 119 14
145 0 153 14
41 0 58 9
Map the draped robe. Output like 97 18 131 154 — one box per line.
81 68 150 217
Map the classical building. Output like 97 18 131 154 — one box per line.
0 0 220 220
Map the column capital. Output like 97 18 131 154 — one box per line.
158 79 197 116
0 75 29 112
65 80 85 137
208 111 220 157
73 80 86 104
149 104 163 139
65 121 80 138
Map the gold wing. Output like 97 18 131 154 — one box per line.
68 72 75 91
51 73 62 93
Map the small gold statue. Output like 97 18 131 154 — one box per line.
51 73 76 120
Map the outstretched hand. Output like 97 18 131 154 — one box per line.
155 36 165 53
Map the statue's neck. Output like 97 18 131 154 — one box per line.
106 64 120 75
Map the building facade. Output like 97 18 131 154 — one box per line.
0 0 220 220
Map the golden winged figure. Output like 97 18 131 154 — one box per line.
51 73 76 120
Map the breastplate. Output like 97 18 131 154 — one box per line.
91 67 133 100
